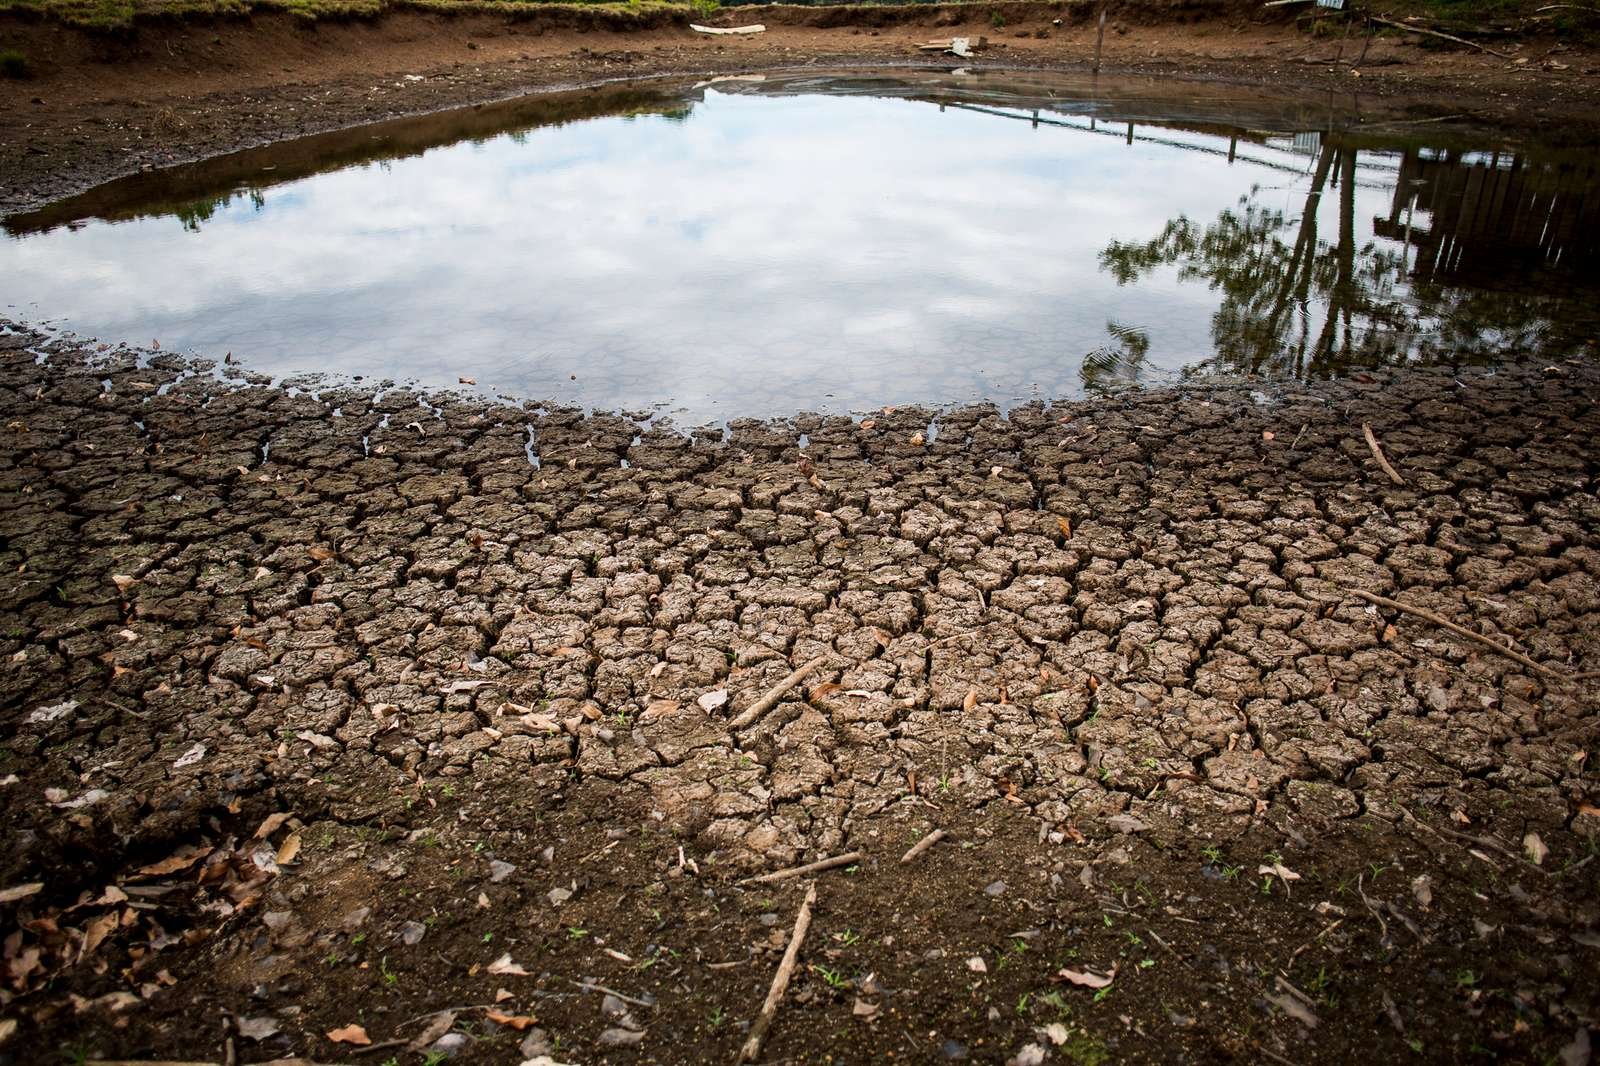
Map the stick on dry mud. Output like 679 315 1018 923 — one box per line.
1360 422 1407 486
740 850 864 885
738 881 817 1064
1344 587 1600 680
727 657 826 731
900 828 947 864
1366 15 1515 59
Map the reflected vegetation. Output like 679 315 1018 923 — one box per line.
1100 136 1599 379
4 71 1598 419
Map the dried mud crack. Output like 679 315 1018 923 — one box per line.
0 323 1597 1063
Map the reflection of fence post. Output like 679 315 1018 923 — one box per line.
1093 8 1106 74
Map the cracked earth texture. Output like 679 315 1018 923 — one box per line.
1 322 1597 1063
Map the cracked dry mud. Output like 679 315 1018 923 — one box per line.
1 322 1597 1064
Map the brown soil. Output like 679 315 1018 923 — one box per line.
2 5 1600 1063
3 1 1600 213
1 321 1598 1064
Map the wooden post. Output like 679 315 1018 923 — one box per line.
1093 8 1106 73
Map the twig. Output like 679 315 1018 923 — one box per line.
1355 872 1391 948
1368 14 1515 59
1360 422 1406 485
900 828 947 864
740 851 864 885
738 881 817 1063
728 658 825 731
220 1012 237 1066
1343 587 1600 681
1400 809 1546 875
574 981 655 1008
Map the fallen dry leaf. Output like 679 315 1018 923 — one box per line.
136 845 213 878
697 689 729 713
1057 517 1072 539
275 834 302 866
0 1018 15 1046
1262 430 1275 441
1055 966 1115 989
406 1011 457 1052
486 1009 536 1030
487 953 530 976
1411 874 1433 910
458 376 477 385
237 1015 281 1041
1524 832 1548 865
307 545 337 562
909 432 925 446
326 1024 371 1045
111 574 136 592
0 882 44 904
253 812 294 839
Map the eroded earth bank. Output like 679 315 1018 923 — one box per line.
0 323 1597 1063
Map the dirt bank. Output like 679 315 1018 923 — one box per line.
0 321 1597 1062
3 1 1600 214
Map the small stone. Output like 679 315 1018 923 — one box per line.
399 920 427 946
548 886 573 906
983 880 1007 897
489 860 517 883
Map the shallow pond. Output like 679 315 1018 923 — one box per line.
5 70 1597 421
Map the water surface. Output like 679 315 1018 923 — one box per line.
5 71 1597 420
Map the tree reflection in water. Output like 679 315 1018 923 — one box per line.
1099 138 1600 380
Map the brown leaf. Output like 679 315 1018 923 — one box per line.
136 845 213 877
0 883 43 905
253 812 293 839
860 419 876 431
909 432 925 446
80 912 118 958
1055 966 1115 989
111 574 136 592
962 687 978 713
326 1024 371 1046
275 834 302 866
1056 517 1073 539
485 1009 536 1030
1262 430 1275 441
458 376 477 385
307 545 337 562
1524 832 1548 865
406 1011 457 1053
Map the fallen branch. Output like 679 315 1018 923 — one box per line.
690 22 765 34
900 828 947 864
1360 422 1406 486
1343 587 1600 681
740 851 864 885
574 981 655 1008
738 882 817 1063
1368 14 1515 59
728 658 826 731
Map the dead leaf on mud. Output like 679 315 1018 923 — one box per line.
135 845 213 877
253 812 293 839
909 431 925 446
407 1010 457 1052
306 545 337 562
237 1015 281 1041
1411 875 1434 909
459 376 477 385
111 573 136 592
853 997 880 1020
327 1023 372 1045
0 883 43 905
0 1019 15 1046
1524 832 1548 865
1054 966 1115 989
487 1009 536 1030
172 743 207 769
275 834 302 866
1258 863 1302 893
697 689 729 712
1057 517 1073 538
962 688 979 713
488 953 530 976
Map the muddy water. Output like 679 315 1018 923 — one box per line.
4 71 1597 421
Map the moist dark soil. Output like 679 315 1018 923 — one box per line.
0 321 1597 1065
4 0 1600 214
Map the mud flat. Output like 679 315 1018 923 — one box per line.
1 322 1597 1062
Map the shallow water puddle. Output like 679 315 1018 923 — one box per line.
4 71 1597 421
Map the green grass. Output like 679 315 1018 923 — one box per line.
0 0 695 32
0 46 30 75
